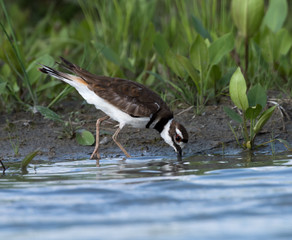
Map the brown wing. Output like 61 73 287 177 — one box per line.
58 57 171 117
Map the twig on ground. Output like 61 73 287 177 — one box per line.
177 106 194 116
268 100 290 132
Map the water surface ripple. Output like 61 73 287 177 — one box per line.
1 154 292 240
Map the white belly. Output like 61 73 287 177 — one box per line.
73 83 150 129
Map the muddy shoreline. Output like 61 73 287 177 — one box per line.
1 98 292 161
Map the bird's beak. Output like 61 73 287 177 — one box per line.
177 149 182 161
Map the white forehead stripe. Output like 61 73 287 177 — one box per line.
175 128 183 138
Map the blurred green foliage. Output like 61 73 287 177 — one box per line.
0 0 291 113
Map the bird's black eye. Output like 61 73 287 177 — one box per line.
175 134 182 142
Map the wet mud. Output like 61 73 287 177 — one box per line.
1 98 292 161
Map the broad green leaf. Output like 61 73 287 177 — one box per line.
263 0 288 33
0 63 11 78
154 33 169 58
253 106 276 134
191 15 212 41
276 29 292 57
190 35 209 74
76 129 95 146
21 149 40 170
231 0 264 38
245 104 262 120
209 65 221 89
247 83 267 107
0 82 7 94
223 106 243 123
229 67 249 111
177 55 200 94
260 27 291 63
165 50 185 77
260 27 275 63
36 106 63 123
209 32 234 66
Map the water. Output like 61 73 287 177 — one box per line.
1 153 292 240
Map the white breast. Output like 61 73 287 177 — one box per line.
70 82 150 129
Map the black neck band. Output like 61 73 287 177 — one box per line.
154 116 173 133
146 108 161 129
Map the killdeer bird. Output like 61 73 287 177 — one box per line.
39 57 188 160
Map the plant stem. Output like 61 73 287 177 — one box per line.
254 139 275 149
244 36 249 85
242 112 249 143
48 85 72 109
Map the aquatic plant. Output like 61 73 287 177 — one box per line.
224 67 276 149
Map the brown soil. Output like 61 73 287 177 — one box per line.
1 97 292 161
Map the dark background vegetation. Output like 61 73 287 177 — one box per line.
1 0 292 114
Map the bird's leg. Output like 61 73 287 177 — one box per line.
90 116 110 160
112 127 131 158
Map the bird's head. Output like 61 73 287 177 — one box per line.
160 119 188 160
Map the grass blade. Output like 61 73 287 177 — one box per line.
0 0 37 105
21 149 40 171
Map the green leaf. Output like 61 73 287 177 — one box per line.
165 50 185 77
28 54 55 85
140 23 155 56
276 29 292 56
253 106 276 134
245 104 262 120
35 106 63 123
191 15 212 41
209 64 221 88
28 54 55 72
276 139 292 151
217 67 236 90
247 83 267 107
0 82 7 94
231 0 265 38
223 106 243 123
21 149 40 170
229 67 249 111
76 129 95 146
154 33 169 58
209 32 234 66
1 62 11 78
176 55 200 93
190 35 209 74
95 42 120 66
263 0 288 33
260 27 275 63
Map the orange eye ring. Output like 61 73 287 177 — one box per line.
175 134 182 142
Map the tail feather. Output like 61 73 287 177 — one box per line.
38 63 88 87
58 57 96 83
56 57 77 73
38 64 72 82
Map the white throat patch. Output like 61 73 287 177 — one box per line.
160 119 176 151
